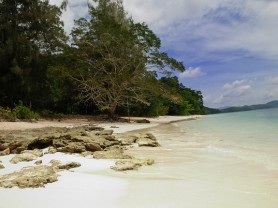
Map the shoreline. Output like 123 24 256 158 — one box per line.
0 115 201 208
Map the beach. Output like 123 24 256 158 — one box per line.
0 115 200 208
1 112 277 208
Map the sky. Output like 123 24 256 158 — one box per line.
50 0 278 108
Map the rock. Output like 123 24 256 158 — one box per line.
111 161 139 171
49 159 61 167
85 142 103 152
0 165 58 188
0 163 4 169
35 160 43 165
57 142 87 153
28 135 54 150
57 162 81 170
136 133 160 147
95 130 114 136
93 149 132 159
134 119 150 123
116 135 138 146
10 149 43 164
49 160 81 171
111 158 154 171
85 126 105 131
0 148 10 156
47 146 57 154
81 151 94 157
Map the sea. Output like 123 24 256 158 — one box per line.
118 108 278 208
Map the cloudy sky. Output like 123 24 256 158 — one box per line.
50 0 278 108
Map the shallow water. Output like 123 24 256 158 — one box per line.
117 109 278 208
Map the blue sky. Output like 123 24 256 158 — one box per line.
51 0 278 108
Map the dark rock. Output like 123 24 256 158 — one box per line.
28 136 54 150
57 162 81 170
134 119 150 123
85 126 105 131
85 142 103 152
35 160 43 165
95 130 114 136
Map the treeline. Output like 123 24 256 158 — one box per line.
206 100 278 114
0 0 205 119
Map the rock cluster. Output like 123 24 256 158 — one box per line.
0 125 159 156
0 160 82 188
0 124 160 188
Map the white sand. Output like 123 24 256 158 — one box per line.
0 116 199 208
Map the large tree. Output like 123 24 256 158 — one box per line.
0 0 68 108
70 0 185 118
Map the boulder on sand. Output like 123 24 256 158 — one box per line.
10 149 43 164
111 158 154 171
0 165 58 188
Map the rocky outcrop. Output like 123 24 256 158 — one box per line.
0 165 59 188
10 149 43 164
135 133 160 147
0 125 159 154
111 158 154 171
49 160 81 171
93 149 132 159
0 148 10 156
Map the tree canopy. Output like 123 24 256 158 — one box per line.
0 0 206 119
0 0 68 108
69 0 185 118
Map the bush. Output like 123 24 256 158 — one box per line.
0 101 40 121
13 101 40 120
0 107 17 121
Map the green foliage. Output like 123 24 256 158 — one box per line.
0 107 17 122
68 0 185 118
0 0 68 107
0 0 205 118
0 101 39 121
13 101 40 120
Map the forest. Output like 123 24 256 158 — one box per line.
0 0 206 120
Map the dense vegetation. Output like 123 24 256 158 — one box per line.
0 0 205 119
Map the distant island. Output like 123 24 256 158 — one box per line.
206 100 278 114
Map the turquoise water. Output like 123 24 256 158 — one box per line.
119 109 278 208
180 108 278 170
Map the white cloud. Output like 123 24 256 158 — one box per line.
49 0 278 61
212 79 252 106
267 76 278 85
179 67 206 78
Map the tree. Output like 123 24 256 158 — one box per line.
0 0 68 108
70 0 185 118
160 76 206 115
